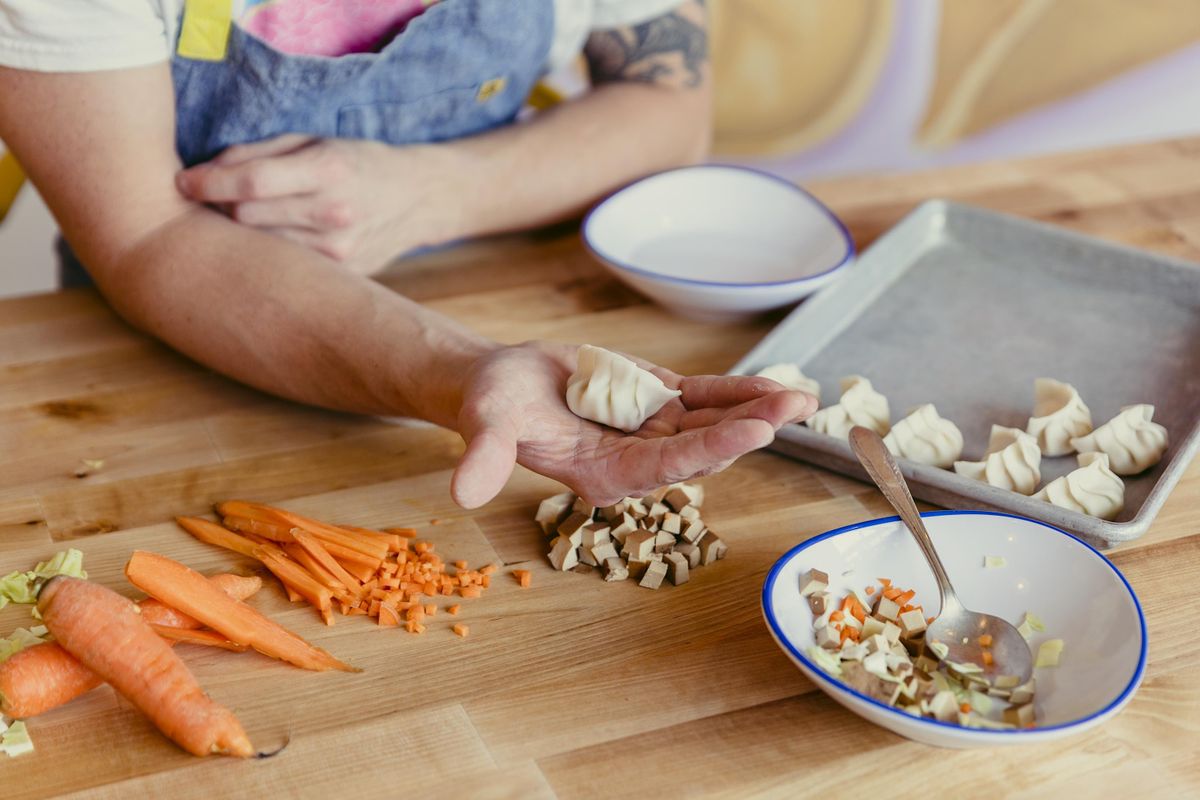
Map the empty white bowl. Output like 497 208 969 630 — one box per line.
583 165 854 321
762 511 1146 748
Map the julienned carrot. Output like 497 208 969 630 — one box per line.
151 625 250 653
39 576 254 757
292 530 365 597
284 542 349 595
256 549 335 610
219 502 387 561
126 551 357 673
140 574 263 628
176 517 258 559
0 573 262 720
340 524 404 553
221 515 296 543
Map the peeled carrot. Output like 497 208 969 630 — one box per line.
152 625 250 653
220 515 296 543
39 576 254 757
126 551 357 673
177 517 259 559
220 502 388 561
0 572 261 720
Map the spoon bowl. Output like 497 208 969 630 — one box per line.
848 426 1033 684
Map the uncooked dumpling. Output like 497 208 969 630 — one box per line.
805 375 889 439
1032 452 1125 520
1026 378 1093 456
883 404 964 468
954 425 1041 495
1070 404 1168 476
755 363 820 401
565 345 681 433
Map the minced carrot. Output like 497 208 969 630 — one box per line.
481 575 491 588
447 604 461 616
960 703 971 714
413 541 433 554
878 578 892 589
453 560 467 570
978 634 993 647
405 621 426 634
982 651 994 667
513 570 532 588
480 564 497 576
895 589 916 606
866 586 876 595
830 610 845 622
424 603 436 616
385 527 418 538
452 623 469 638
883 588 902 601
460 586 481 599
378 604 400 628
926 616 935 625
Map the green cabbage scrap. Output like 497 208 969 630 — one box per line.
0 548 87 610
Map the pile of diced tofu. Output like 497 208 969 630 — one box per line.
535 483 726 589
800 568 1038 730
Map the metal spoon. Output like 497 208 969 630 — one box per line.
848 425 1033 685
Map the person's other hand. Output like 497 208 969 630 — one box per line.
174 135 458 273
450 341 817 508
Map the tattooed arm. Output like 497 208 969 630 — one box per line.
173 3 712 270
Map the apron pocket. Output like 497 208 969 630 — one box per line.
337 82 515 145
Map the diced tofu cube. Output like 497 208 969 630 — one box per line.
885 653 913 675
798 568 829 597
816 624 841 650
535 492 575 534
859 616 885 640
639 559 669 589
609 513 638 546
668 482 705 508
679 505 701 522
839 642 868 661
570 562 594 574
914 655 939 674
1003 702 1035 727
664 487 694 513
898 609 927 637
557 511 592 542
664 552 689 585
625 498 649 518
881 620 903 644
698 532 727 566
626 559 651 580
993 674 1021 689
602 557 629 582
675 542 701 569
580 524 611 550
622 530 656 562
864 633 890 655
591 542 618 565
600 501 628 523
1008 679 1036 705
659 512 682 535
547 536 579 571
928 690 959 722
654 530 676 553
807 591 831 616
876 596 901 621
578 546 598 566
862 650 888 676
1035 639 1064 668
680 521 707 544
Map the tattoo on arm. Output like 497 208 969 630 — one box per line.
584 1 709 89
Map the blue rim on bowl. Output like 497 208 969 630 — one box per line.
761 510 1147 736
582 164 857 289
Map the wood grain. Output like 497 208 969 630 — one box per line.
3 136 1200 796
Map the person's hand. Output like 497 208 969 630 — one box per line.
449 341 817 508
174 135 460 273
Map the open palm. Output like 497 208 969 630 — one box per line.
450 341 817 508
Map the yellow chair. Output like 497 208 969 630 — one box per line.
0 148 24 225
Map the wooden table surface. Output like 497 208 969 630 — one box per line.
3 137 1200 798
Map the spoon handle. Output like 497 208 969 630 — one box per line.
848 426 959 608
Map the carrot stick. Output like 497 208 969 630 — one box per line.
0 572 262 720
220 515 296 543
283 543 349 594
340 524 404 553
336 557 377 583
292 531 365 597
256 550 336 609
176 517 259 559
126 551 357 673
384 527 418 539
39 576 254 757
220 502 388 561
151 625 250 653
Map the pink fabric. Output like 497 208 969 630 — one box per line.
241 0 434 57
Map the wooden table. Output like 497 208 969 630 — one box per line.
3 137 1200 798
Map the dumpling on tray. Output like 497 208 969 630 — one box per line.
805 375 889 439
565 345 681 432
1032 451 1125 520
1070 404 1168 475
953 425 1041 494
1026 378 1093 456
883 404 964 468
754 363 820 402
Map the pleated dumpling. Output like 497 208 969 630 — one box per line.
755 363 820 401
1032 452 1125 520
565 345 681 432
1026 378 1093 456
805 375 889 439
953 425 1041 494
1070 404 1168 476
883 404 964 468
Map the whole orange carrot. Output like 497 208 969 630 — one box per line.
125 551 358 673
0 573 260 719
38 576 254 757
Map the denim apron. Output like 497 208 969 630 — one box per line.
61 0 556 282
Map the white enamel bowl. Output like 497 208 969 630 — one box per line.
762 511 1146 748
583 165 855 322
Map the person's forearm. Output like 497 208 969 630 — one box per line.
95 205 494 429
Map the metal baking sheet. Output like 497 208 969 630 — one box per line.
730 200 1200 549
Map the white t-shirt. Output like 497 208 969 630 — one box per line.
0 0 681 74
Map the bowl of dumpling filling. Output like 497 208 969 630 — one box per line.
761 510 1145 748
583 165 855 322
